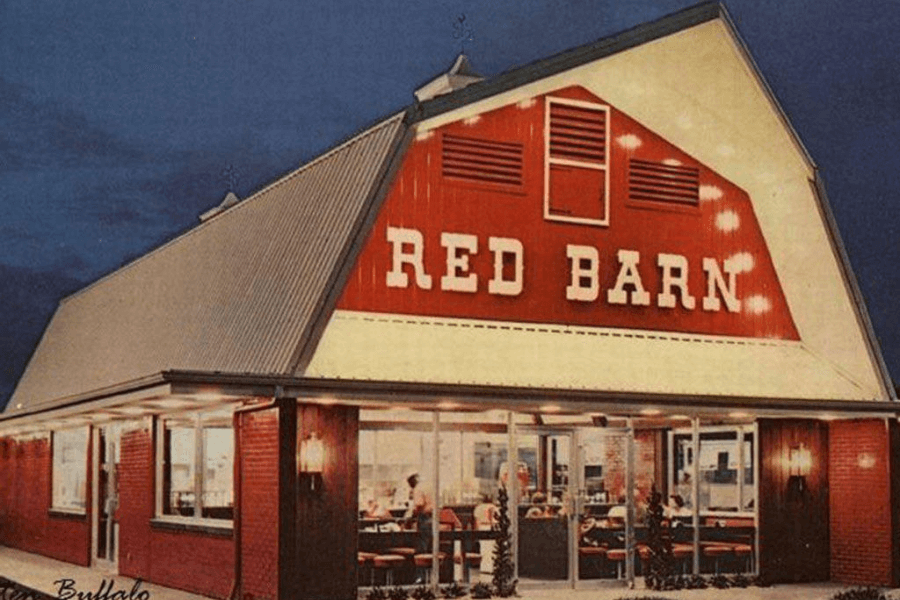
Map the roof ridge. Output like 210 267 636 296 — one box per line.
412 1 723 121
60 110 408 306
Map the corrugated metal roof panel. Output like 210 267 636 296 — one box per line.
8 113 406 413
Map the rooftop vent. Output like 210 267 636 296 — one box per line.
199 191 240 222
415 54 484 102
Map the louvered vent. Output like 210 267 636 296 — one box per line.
549 103 606 164
629 159 699 206
442 134 524 187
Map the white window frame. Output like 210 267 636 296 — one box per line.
155 413 234 527
668 424 756 518
543 96 610 227
51 426 89 514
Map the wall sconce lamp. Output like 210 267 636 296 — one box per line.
787 443 811 498
299 432 325 491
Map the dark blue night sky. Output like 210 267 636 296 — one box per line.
2 0 899 406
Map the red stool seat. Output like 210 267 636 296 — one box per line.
578 546 606 557
387 546 417 557
672 543 694 559
734 544 752 556
359 551 378 565
703 545 732 557
373 554 405 568
454 553 482 566
606 549 626 560
413 552 447 567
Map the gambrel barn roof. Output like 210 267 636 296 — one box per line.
4 2 894 422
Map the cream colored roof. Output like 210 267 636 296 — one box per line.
7 113 406 413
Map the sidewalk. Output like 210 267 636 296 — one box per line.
1 545 896 600
523 582 883 600
0 546 208 600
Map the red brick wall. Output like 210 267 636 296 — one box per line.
830 419 894 585
238 408 281 600
148 528 235 597
118 427 154 579
117 422 235 599
0 435 91 566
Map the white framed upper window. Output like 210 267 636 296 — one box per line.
544 97 610 226
156 410 234 523
52 427 89 513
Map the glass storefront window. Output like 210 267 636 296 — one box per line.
159 410 234 521
670 426 755 515
51 427 89 512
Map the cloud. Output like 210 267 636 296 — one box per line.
0 76 147 172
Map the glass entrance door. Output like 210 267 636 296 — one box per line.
94 425 120 568
514 429 575 586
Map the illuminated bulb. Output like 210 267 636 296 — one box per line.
715 210 740 232
744 295 772 315
699 185 723 201
616 134 642 150
727 252 755 274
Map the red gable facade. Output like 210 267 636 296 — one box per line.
339 86 799 341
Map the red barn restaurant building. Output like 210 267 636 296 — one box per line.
1 3 898 598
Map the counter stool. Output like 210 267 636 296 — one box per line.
606 548 627 579
387 547 417 582
702 544 732 575
373 554 405 586
636 544 651 575
358 552 378 586
454 552 481 583
672 543 694 575
734 544 753 573
413 552 447 584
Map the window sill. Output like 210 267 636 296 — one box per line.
150 517 233 538
49 508 87 520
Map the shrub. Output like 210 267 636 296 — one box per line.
684 574 707 589
729 573 751 588
469 582 493 599
440 582 466 599
388 586 409 600
830 588 888 600
410 585 435 600
365 586 388 600
491 487 516 598
709 573 730 589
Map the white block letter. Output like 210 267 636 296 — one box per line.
441 232 478 293
607 249 650 306
702 257 741 312
386 226 432 289
657 253 696 310
488 237 524 296
566 245 599 302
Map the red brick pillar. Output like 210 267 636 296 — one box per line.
236 398 297 600
829 419 897 586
